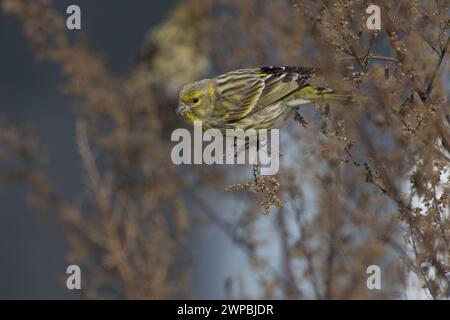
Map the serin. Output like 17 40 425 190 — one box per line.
177 66 348 131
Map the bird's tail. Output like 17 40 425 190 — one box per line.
295 85 352 102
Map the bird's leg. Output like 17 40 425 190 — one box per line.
223 137 251 161
234 139 248 158
256 136 265 156
253 161 261 184
294 109 309 129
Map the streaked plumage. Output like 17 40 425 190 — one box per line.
177 66 345 131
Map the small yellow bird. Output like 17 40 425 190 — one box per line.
177 66 347 131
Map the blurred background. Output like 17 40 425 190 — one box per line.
0 0 449 299
0 0 177 299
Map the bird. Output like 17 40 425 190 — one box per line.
177 66 349 132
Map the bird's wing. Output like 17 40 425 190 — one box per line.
213 69 265 122
248 66 315 115
213 67 315 123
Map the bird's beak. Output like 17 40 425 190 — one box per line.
176 102 189 116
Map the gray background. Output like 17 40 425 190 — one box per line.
0 0 177 299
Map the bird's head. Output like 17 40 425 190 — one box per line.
177 79 214 123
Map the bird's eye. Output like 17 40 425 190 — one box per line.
192 97 199 104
